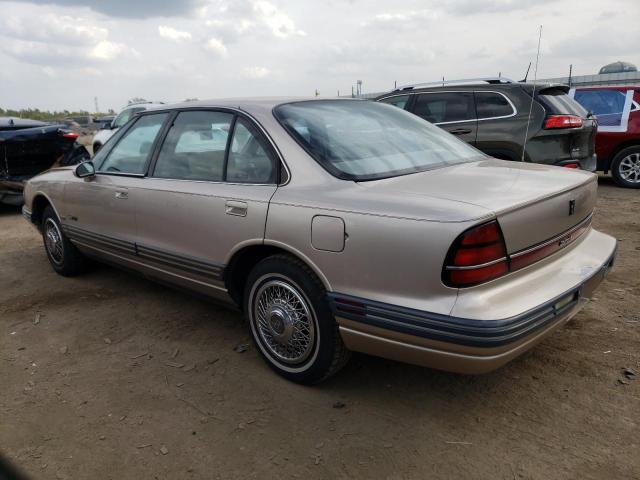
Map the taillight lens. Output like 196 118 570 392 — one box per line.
544 115 583 129
563 163 579 169
443 221 508 288
62 131 79 139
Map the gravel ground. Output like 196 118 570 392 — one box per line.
0 175 638 480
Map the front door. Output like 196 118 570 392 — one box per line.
62 113 169 261
411 92 478 145
132 110 279 298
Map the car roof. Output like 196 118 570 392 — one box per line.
143 97 359 113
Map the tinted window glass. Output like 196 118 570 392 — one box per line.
226 119 276 183
274 100 485 181
379 95 410 109
153 111 233 181
475 92 514 119
413 92 475 124
99 113 168 174
573 89 627 115
538 89 587 116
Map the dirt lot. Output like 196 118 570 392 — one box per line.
1 176 638 480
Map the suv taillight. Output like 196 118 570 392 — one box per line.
544 115 583 129
443 221 508 288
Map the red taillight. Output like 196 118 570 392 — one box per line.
62 132 79 139
544 115 583 129
563 163 579 169
443 221 508 288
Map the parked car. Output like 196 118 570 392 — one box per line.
0 117 89 206
94 115 115 130
570 86 640 187
92 102 163 154
22 99 616 384
376 78 597 170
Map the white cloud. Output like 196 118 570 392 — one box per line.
88 40 132 61
1 13 108 44
204 37 228 57
254 1 306 38
158 25 192 42
243 66 270 78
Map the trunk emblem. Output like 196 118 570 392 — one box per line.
569 199 576 216
558 234 572 247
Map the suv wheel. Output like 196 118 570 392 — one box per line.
244 254 350 384
611 146 640 188
92 143 102 155
42 206 89 276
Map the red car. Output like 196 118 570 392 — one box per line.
571 86 640 187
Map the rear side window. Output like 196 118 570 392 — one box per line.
227 119 276 184
573 89 627 115
98 113 168 174
153 111 233 181
378 95 410 109
538 89 587 117
413 92 475 124
475 92 515 119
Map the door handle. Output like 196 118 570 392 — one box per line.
225 200 248 217
115 190 128 199
450 128 472 135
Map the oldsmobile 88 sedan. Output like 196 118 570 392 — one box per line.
22 98 617 384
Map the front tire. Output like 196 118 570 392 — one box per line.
42 206 88 276
244 254 350 384
611 146 640 188
92 143 102 155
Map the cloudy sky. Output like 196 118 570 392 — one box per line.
0 0 638 112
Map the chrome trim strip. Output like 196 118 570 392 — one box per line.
510 214 593 259
445 257 507 271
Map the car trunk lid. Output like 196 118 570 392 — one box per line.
357 159 597 253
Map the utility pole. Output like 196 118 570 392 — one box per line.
94 96 99 113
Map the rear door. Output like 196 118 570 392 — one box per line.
473 90 521 160
410 91 477 144
133 110 279 297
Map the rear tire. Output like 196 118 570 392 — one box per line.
611 146 640 188
92 143 102 155
42 206 88 276
244 254 350 384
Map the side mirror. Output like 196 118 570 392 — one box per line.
74 161 96 179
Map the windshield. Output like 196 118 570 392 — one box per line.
274 100 485 181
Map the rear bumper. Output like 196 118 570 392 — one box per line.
0 179 25 206
554 153 597 172
331 237 616 374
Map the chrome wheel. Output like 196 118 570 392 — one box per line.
253 279 316 365
44 218 64 265
619 152 640 184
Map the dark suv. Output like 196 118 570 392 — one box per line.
375 78 597 170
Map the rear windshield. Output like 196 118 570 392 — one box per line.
537 88 588 117
274 100 485 181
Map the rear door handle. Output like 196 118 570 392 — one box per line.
225 200 248 217
115 189 128 199
450 128 472 135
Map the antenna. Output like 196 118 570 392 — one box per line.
521 26 542 162
521 62 531 82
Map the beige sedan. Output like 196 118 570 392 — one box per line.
22 98 617 384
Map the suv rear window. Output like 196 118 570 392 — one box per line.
537 88 588 117
413 92 475 124
475 92 515 119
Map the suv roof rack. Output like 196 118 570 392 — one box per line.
395 77 517 91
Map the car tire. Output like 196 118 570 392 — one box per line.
611 146 640 188
244 254 350 384
42 206 89 276
92 143 101 155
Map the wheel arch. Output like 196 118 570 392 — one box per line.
31 192 59 228
610 139 640 164
224 241 331 307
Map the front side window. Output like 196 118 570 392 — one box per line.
153 111 233 181
226 119 276 183
412 92 475 124
378 95 410 110
274 100 485 181
98 113 168 174
475 92 515 119
112 107 145 129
